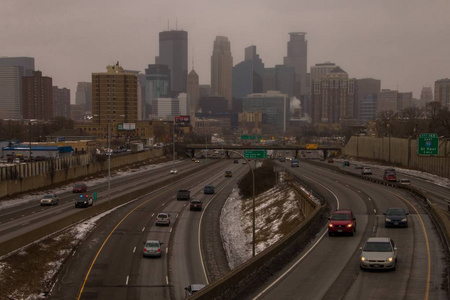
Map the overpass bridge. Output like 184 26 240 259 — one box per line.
184 144 342 159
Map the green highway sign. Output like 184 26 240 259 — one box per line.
418 133 439 156
244 150 267 159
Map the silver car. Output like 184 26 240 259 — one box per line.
185 284 206 297
155 213 170 226
40 194 59 206
143 240 163 258
360 237 397 270
361 167 372 175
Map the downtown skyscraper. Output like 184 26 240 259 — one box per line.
283 32 308 98
211 36 233 110
155 30 188 96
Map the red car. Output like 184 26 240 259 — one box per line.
383 173 397 182
328 209 357 236
72 183 88 193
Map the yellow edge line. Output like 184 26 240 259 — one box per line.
77 195 160 300
388 190 431 300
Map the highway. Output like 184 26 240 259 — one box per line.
2 153 447 299
249 158 447 300
48 159 246 299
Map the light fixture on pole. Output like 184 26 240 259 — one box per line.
227 149 256 257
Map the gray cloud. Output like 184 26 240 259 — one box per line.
1 0 449 102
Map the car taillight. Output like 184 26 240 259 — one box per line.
144 248 147 252
157 248 161 253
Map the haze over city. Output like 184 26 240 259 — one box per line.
1 0 449 101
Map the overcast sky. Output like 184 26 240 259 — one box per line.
1 0 449 103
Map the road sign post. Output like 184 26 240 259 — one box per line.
244 150 267 159
418 133 439 156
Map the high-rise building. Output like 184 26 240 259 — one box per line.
311 67 357 124
0 57 35 119
232 45 264 100
151 97 179 120
243 91 290 133
211 36 233 110
284 32 307 98
52 86 71 119
397 92 413 111
310 62 337 81
420 87 433 102
187 69 199 126
199 96 228 115
22 71 53 120
263 65 296 98
144 64 171 120
199 85 211 98
434 79 450 107
75 82 92 113
356 78 381 123
377 89 399 113
92 62 138 137
155 30 188 95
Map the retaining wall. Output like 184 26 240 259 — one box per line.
0 148 164 198
343 136 450 178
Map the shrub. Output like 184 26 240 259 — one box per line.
237 160 276 198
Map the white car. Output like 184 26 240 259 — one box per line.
40 194 59 206
170 168 178 174
361 167 373 175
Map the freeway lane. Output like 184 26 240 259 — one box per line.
65 160 244 299
251 160 446 300
0 159 198 244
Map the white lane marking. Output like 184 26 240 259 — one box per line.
151 213 155 217
374 209 377 214
368 198 372 201
166 276 169 285
21 222 30 226
357 190 361 193
170 228 172 233
176 214 179 218
142 227 145 232
253 175 341 300
21 215 25 217
161 203 165 207
133 247 136 253
31 211 36 214
166 248 169 254
126 275 129 285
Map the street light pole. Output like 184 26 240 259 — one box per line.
108 119 111 207
227 149 256 257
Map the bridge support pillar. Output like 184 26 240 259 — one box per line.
323 150 328 159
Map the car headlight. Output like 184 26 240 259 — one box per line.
328 223 333 228
347 223 353 227
387 257 393 262
361 257 366 262
385 218 391 222
401 218 407 222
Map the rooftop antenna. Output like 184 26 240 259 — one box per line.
176 18 178 30
167 19 169 30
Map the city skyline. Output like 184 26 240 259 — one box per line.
1 0 449 103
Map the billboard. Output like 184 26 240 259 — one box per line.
175 115 191 127
117 123 136 131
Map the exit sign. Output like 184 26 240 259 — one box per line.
418 133 439 155
244 150 267 159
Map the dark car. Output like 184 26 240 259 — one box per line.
327 158 334 163
204 185 215 194
233 159 239 164
384 168 396 175
190 200 203 211
343 160 350 166
225 171 232 177
72 183 87 193
279 157 286 162
383 173 397 182
384 207 409 227
328 209 356 236
75 194 93 208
